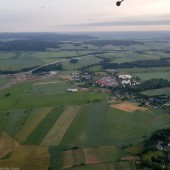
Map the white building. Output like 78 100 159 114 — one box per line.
67 88 78 92
119 75 132 79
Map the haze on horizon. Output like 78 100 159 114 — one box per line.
0 0 170 32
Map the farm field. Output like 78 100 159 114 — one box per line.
42 105 81 146
111 102 147 112
0 132 19 159
62 55 102 70
0 80 107 111
131 71 170 81
25 106 65 145
16 107 53 143
60 103 170 147
0 33 170 170
62 146 129 168
116 66 170 74
0 145 49 170
0 51 92 70
141 87 170 96
110 51 162 64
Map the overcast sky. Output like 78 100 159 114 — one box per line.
0 0 170 32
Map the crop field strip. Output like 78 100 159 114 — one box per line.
41 105 81 146
60 103 109 146
4 109 32 137
25 106 65 145
16 107 53 143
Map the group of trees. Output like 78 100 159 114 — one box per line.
144 128 170 149
70 58 78 63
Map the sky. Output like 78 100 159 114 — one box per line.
0 0 170 32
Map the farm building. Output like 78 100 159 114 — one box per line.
67 88 78 92
50 71 58 76
118 74 132 79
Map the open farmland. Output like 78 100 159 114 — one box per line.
62 55 102 70
0 132 19 159
60 103 170 147
141 87 170 96
25 106 65 145
0 33 170 170
0 80 107 111
42 106 81 146
0 145 49 170
132 71 170 81
15 91 106 109
62 146 129 168
31 81 77 95
111 102 147 112
16 107 53 143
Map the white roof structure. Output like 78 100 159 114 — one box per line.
67 88 78 92
119 75 132 79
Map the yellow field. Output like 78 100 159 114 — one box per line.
0 145 49 170
0 132 19 159
16 107 53 143
41 105 81 146
111 102 147 112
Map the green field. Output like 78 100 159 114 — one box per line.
0 51 93 70
132 72 170 81
0 81 107 111
61 103 170 147
141 87 170 96
62 55 102 70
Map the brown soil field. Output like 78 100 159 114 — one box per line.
0 132 19 159
0 145 49 170
111 102 147 112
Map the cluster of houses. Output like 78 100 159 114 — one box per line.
71 72 141 88
95 76 118 87
71 72 92 82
